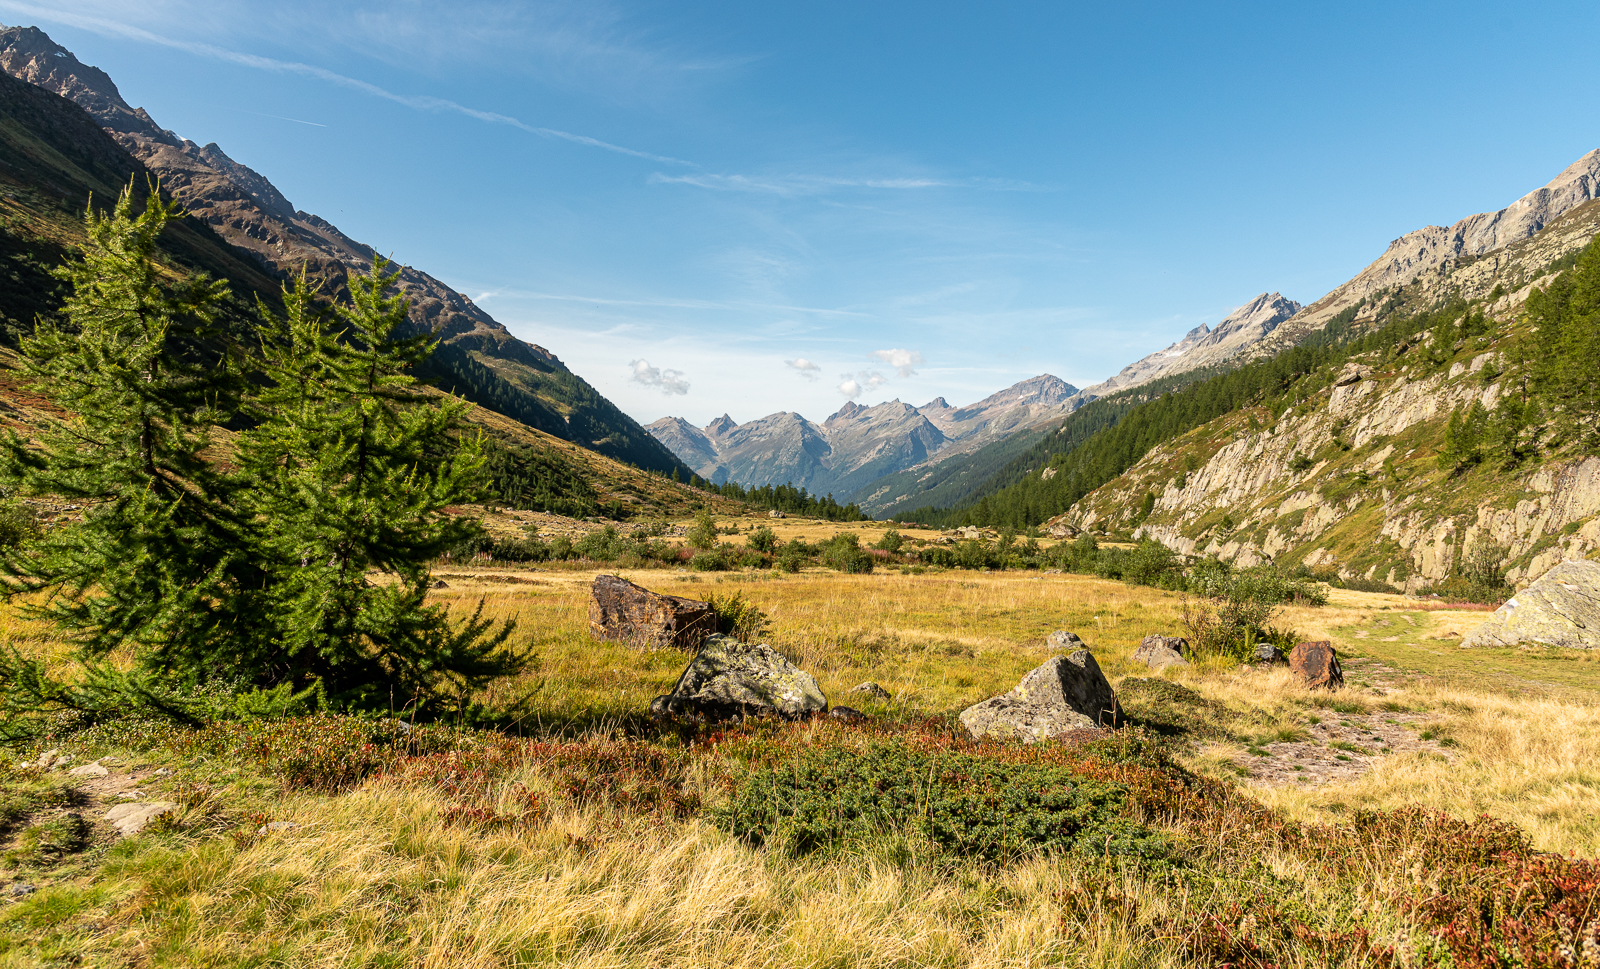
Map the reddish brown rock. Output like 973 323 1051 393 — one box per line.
1289 641 1344 690
589 575 717 650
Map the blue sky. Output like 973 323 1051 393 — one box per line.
9 1 1599 426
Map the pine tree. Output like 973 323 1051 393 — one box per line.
237 264 522 708
0 184 259 673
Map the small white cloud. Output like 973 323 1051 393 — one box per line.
871 348 925 378
786 358 822 381
629 359 690 396
838 370 887 399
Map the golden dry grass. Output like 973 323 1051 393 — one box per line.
8 566 1600 967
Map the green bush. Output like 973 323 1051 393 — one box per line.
747 526 778 553
718 742 1164 862
874 529 904 553
821 534 874 574
689 550 728 572
707 591 769 641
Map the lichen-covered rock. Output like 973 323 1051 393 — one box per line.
1250 643 1287 665
1464 559 1600 649
959 650 1118 742
650 634 827 722
1133 635 1190 669
850 681 891 700
588 575 717 650
1289 641 1344 690
1046 630 1086 652
103 802 177 836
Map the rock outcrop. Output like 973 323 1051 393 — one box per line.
1046 630 1086 652
649 634 828 722
958 651 1118 742
1463 559 1600 649
1133 635 1190 669
588 576 717 650
1289 642 1344 691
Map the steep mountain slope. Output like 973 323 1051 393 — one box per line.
1264 149 1600 348
647 374 1081 500
0 24 689 476
0 63 723 524
1074 293 1302 401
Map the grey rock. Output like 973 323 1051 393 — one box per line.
958 650 1118 742
34 748 60 769
103 801 177 836
1464 560 1600 649
850 681 891 700
1251 643 1287 665
828 706 867 722
257 821 297 835
1133 634 1190 669
650 634 828 723
432 579 449 589
66 762 109 778
1046 630 1086 652
6 882 35 898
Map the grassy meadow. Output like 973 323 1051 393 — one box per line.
3 559 1599 967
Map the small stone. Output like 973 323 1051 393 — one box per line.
850 681 891 700
432 579 449 589
1046 630 1086 652
152 768 173 776
67 763 109 778
103 801 178 836
98 756 122 767
1251 643 1287 665
1289 641 1344 691
1133 634 1190 669
828 706 867 722
6 882 35 898
256 821 298 835
35 749 60 769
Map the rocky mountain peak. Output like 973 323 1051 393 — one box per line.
0 26 174 144
827 401 863 423
704 414 738 437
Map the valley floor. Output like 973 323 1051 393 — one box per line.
2 568 1597 966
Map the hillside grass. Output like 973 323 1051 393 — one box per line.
3 570 1598 966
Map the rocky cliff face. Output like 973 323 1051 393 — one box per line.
1055 197 1600 590
0 25 686 475
647 374 1081 498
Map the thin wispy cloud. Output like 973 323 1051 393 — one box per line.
871 348 924 378
478 287 871 319
649 172 1049 197
629 359 690 396
0 1 692 165
786 358 821 381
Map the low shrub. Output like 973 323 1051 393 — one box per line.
717 741 1167 862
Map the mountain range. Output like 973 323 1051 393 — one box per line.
0 25 688 476
647 374 1083 499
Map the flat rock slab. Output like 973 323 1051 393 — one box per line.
1290 641 1344 690
66 763 109 778
589 574 717 650
960 650 1118 742
103 801 177 836
1464 559 1600 649
651 634 827 722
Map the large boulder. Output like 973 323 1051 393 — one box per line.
650 634 828 722
1133 634 1190 669
1463 560 1600 649
1289 641 1343 690
589 575 717 650
959 650 1118 742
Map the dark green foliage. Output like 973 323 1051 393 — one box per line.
718 742 1163 862
1287 452 1314 473
686 507 718 550
1526 235 1600 451
1438 400 1489 472
820 533 875 574
236 266 522 709
747 525 778 553
874 528 904 553
0 187 254 666
480 439 600 518
696 478 867 521
0 192 526 721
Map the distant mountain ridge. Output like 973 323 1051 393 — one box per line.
647 374 1082 498
0 24 689 476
